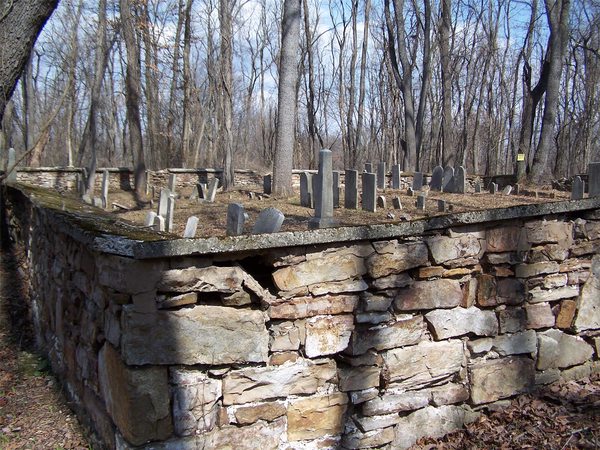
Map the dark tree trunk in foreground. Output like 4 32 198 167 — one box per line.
0 0 58 124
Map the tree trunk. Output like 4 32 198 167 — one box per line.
219 0 235 190
439 0 453 166
272 0 301 197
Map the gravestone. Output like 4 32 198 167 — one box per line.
183 216 199 238
82 194 92 205
502 185 513 196
158 188 171 217
6 148 16 183
430 166 444 191
392 196 402 210
263 175 272 195
253 207 284 234
377 162 386 189
145 211 157 227
207 178 219 202
345 170 359 209
416 194 426 211
571 176 585 200
442 166 455 192
227 203 246 236
514 184 520 195
310 149 336 229
365 162 373 173
407 187 415 196
198 183 208 199
189 185 199 200
391 165 401 189
412 172 424 191
300 172 313 207
438 199 447 212
153 215 165 232
101 170 110 208
475 182 482 193
166 196 176 232
454 166 466 194
589 162 600 197
168 173 177 193
377 195 386 208
92 197 103 208
490 182 498 194
333 171 341 208
362 172 377 212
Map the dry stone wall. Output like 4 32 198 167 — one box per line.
3 184 600 450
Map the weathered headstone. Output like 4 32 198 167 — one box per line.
490 182 498 194
362 172 377 212
207 178 219 202
144 211 157 227
166 196 175 232
310 149 336 229
345 169 359 209
6 148 16 183
438 199 447 212
263 174 272 195
475 182 482 193
514 184 520 195
183 216 199 238
226 203 246 236
158 188 171 217
333 171 341 208
365 162 373 173
412 172 424 191
189 184 199 200
430 166 444 191
391 165 401 189
407 187 415 196
101 170 110 208
502 185 513 196
571 176 585 200
253 207 284 234
392 196 402 210
168 173 177 193
377 195 386 208
153 214 165 232
377 162 386 189
442 166 455 192
416 194 426 211
198 183 208 199
589 162 600 197
454 166 466 194
300 172 313 207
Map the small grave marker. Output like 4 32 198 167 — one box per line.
263 174 272 195
437 199 447 212
454 166 466 194
183 216 199 238
92 197 103 208
207 178 219 202
412 172 423 191
227 203 246 236
489 182 498 194
144 211 157 227
589 162 600 197
101 170 110 208
416 194 426 211
502 185 513 196
333 171 341 208
475 182 482 193
377 162 386 189
571 176 584 200
166 195 175 232
392 196 402 209
362 172 377 212
345 169 359 209
430 166 443 191
168 173 177 193
198 183 208 199
153 214 165 232
253 207 284 234
365 162 373 173
514 184 520 195
300 172 313 207
158 188 171 217
82 194 92 205
391 165 401 189
377 195 386 208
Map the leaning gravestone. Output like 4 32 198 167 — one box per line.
362 172 377 212
589 162 600 197
474 182 482 193
571 176 585 200
333 171 341 208
101 170 110 208
263 174 272 195
253 207 284 234
309 149 336 229
502 185 513 196
158 188 171 217
145 211 157 227
442 166 455 192
345 170 359 209
391 165 401 189
430 166 443 191
454 166 466 194
198 183 208 199
412 172 424 191
227 203 246 236
207 178 219 202
377 162 386 189
183 216 199 238
438 199 447 212
300 172 313 207
168 173 177 193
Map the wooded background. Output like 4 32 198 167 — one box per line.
1 0 598 187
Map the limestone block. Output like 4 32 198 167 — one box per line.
367 241 429 278
584 221 600 240
427 234 482 265
476 274 497 306
469 356 535 404
571 239 600 257
574 255 600 332
195 418 286 450
157 292 198 309
498 307 527 333
525 303 555 329
348 316 425 355
269 321 301 352
233 402 286 425
97 255 166 294
542 273 569 289
468 338 493 354
362 390 430 416
425 307 498 340
490 330 537 356
383 340 464 390
287 393 348 441
305 315 354 357
350 388 379 404
272 246 370 291
486 226 522 252
394 279 463 311
528 285 579 303
268 294 358 319
341 425 395 449
353 413 401 432
537 329 594 370
308 278 369 296
338 365 381 391
371 272 413 290
536 369 561 386
361 292 393 312
121 305 268 365
496 278 526 305
222 358 336 405
429 383 470 406
556 300 577 328
417 266 445 278
98 344 172 446
392 405 479 449
515 261 560 278
526 220 573 245
171 369 221 436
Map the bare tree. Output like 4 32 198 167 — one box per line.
219 0 235 189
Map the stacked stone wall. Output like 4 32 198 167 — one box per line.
2 184 599 449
